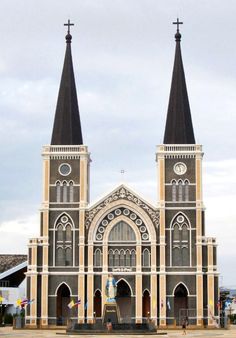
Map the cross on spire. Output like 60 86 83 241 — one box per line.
173 18 183 32
64 19 74 35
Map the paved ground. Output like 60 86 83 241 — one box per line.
1 326 236 338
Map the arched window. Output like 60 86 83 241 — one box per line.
57 224 63 242
69 181 73 202
184 180 189 201
65 225 72 241
55 214 74 266
143 249 150 267
56 181 61 202
120 250 125 267
125 250 130 266
131 250 136 266
94 249 101 267
109 221 136 241
172 180 177 201
114 250 119 267
108 250 113 267
63 181 67 202
171 214 190 267
178 180 183 201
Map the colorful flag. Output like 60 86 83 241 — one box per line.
67 300 75 309
16 299 22 307
0 296 4 302
167 299 171 310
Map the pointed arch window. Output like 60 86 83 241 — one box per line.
56 181 61 202
108 250 113 267
114 250 119 267
172 180 177 201
184 180 189 201
94 249 102 267
131 250 136 267
178 180 183 201
65 225 72 241
143 249 150 267
125 250 130 266
120 250 125 267
55 214 74 266
69 181 74 202
63 181 67 202
171 214 190 266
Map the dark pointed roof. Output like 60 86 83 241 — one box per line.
163 25 195 144
51 31 83 145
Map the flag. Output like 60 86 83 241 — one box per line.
16 299 22 307
67 300 75 309
167 299 171 310
0 296 4 302
209 299 213 306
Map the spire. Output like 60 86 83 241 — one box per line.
163 19 195 144
51 20 83 145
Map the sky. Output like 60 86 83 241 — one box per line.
0 0 235 287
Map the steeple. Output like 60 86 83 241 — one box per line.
163 19 195 144
51 20 83 145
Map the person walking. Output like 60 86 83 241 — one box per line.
182 317 187 335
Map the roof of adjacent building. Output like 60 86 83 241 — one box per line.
0 254 27 274
51 31 83 145
163 26 195 144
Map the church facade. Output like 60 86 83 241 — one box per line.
25 23 219 328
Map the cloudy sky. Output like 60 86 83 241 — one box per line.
0 0 235 287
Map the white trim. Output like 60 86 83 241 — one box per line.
172 282 190 296
54 281 72 296
116 278 134 296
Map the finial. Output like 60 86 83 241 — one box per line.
64 19 74 43
173 18 183 42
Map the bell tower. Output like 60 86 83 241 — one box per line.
26 21 90 328
156 20 218 327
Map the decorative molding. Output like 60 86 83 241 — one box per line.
86 187 159 229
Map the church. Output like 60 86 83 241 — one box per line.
25 20 219 328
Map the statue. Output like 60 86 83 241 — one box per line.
105 274 117 303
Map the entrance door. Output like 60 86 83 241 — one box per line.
142 290 150 321
94 289 102 319
56 283 70 325
116 279 132 323
174 284 188 326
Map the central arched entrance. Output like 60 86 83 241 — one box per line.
116 279 132 323
174 283 188 326
56 283 70 325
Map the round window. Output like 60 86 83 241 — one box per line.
59 163 71 176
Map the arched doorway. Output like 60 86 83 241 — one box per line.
116 279 132 323
56 283 70 325
94 289 102 320
142 290 150 322
174 283 188 326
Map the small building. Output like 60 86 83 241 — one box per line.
0 255 27 315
